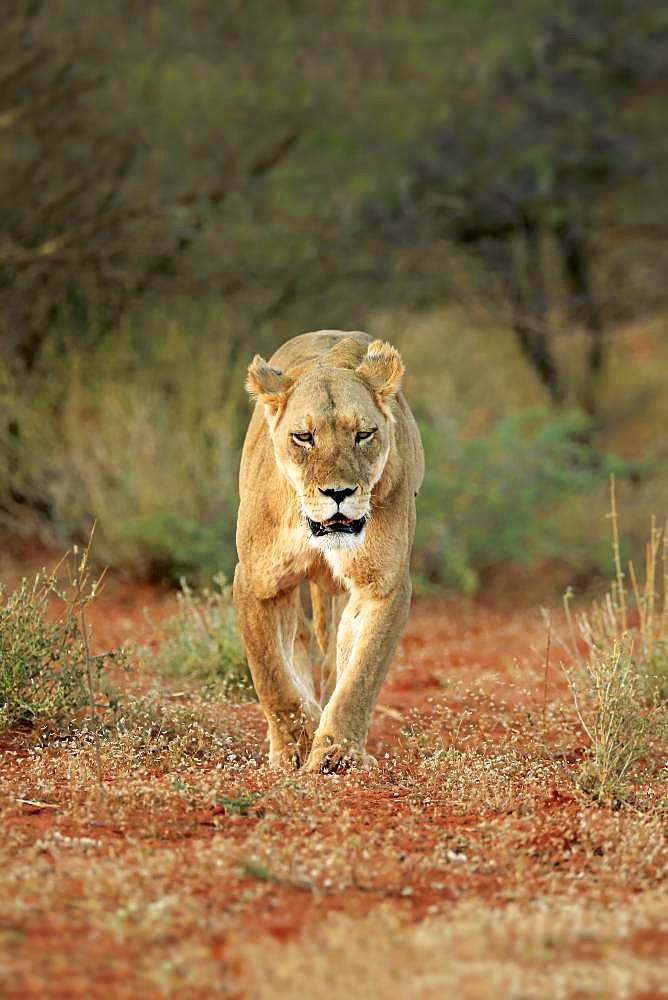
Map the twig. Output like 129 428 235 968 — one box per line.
662 519 668 639
81 599 102 784
563 587 583 667
73 522 104 784
542 617 552 730
608 475 627 632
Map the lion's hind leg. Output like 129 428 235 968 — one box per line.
317 592 347 708
292 587 319 708
310 584 349 707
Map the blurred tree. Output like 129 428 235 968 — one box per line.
1 0 666 390
365 0 668 414
0 1 145 370
0 1 304 372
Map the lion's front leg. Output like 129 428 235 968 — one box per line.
304 579 411 774
233 567 321 770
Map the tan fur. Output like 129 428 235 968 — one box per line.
233 330 424 773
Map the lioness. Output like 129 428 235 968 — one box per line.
233 331 424 773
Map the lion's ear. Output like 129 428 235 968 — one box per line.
356 340 404 399
246 355 293 412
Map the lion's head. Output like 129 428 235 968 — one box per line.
246 338 404 551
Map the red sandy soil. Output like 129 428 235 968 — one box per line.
1 543 667 998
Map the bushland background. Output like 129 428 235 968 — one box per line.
2 0 667 595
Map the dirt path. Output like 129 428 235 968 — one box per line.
1 582 667 999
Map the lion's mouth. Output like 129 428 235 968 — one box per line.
307 513 367 537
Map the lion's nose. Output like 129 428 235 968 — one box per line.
319 485 358 506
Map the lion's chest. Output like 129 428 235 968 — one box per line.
321 549 353 588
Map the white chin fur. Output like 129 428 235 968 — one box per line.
310 529 366 552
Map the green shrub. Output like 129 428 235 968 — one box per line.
0 556 121 735
123 515 237 586
151 575 254 697
414 409 630 592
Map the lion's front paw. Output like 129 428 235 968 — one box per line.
268 704 320 771
268 741 307 771
268 726 316 770
304 738 377 775
267 710 319 771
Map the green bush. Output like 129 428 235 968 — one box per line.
0 560 120 735
414 410 631 592
151 575 254 697
123 515 237 586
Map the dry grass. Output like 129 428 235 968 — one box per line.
0 554 667 998
240 895 668 1000
1 732 666 998
567 636 662 804
1 597 667 998
562 479 668 803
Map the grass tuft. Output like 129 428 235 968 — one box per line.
568 637 657 804
563 478 668 804
151 574 254 697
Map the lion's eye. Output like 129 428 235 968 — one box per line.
292 431 314 447
355 429 377 444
